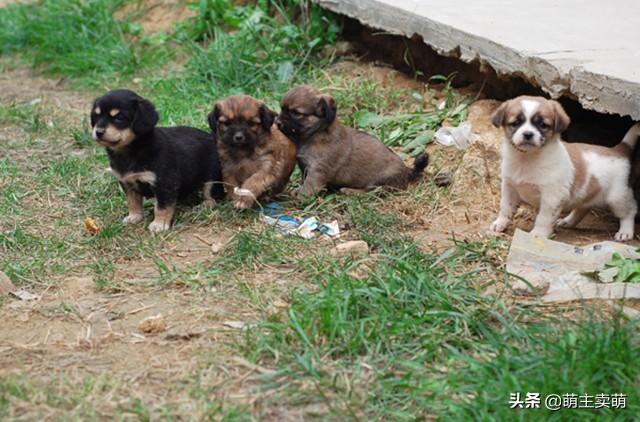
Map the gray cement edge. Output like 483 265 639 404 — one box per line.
318 0 640 120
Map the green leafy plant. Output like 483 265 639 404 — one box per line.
603 252 640 283
354 75 469 156
184 0 339 44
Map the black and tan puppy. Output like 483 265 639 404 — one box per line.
91 89 224 232
208 94 296 209
277 85 429 196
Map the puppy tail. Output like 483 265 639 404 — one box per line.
408 152 429 182
621 123 640 149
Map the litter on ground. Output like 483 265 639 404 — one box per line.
260 202 340 239
505 229 640 303
434 120 477 149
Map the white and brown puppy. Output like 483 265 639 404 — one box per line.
490 95 640 241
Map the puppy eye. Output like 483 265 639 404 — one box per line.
539 122 549 130
290 109 302 117
509 120 520 127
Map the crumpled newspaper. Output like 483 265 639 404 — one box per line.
505 229 640 303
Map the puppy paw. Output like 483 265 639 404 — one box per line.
614 230 634 242
339 187 366 196
123 213 144 224
554 217 571 228
530 226 553 238
233 197 254 210
148 220 171 232
489 217 510 233
294 187 317 199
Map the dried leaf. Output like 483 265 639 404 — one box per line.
84 217 99 235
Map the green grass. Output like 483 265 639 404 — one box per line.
0 373 253 420
0 102 47 132
244 238 640 420
447 316 640 420
354 75 469 156
1 0 637 420
145 0 340 127
0 158 23 215
0 0 165 85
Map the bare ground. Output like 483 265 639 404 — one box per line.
1 57 638 419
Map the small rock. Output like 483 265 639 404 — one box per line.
272 299 288 309
322 40 355 57
10 289 39 301
223 320 256 330
210 242 224 254
165 329 205 341
106 311 124 321
139 314 166 333
0 271 16 295
331 240 369 257
434 171 454 187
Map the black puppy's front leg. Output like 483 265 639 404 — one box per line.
122 185 144 224
149 184 178 232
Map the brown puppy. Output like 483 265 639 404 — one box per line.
277 85 428 196
208 95 297 209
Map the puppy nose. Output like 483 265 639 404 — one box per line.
522 131 534 140
95 127 105 138
233 132 245 142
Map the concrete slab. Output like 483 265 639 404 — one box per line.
318 0 640 120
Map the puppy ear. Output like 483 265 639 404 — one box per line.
259 103 276 130
491 100 510 128
208 103 221 131
316 95 337 124
133 98 159 134
551 100 570 133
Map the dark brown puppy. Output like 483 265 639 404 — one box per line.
277 85 429 196
208 94 297 209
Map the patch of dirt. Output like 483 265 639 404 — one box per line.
0 274 257 415
0 59 94 123
164 224 234 267
115 0 196 34
0 0 26 7
330 60 425 90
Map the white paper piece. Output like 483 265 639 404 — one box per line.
10 289 39 301
505 229 640 302
233 187 254 197
434 121 477 149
